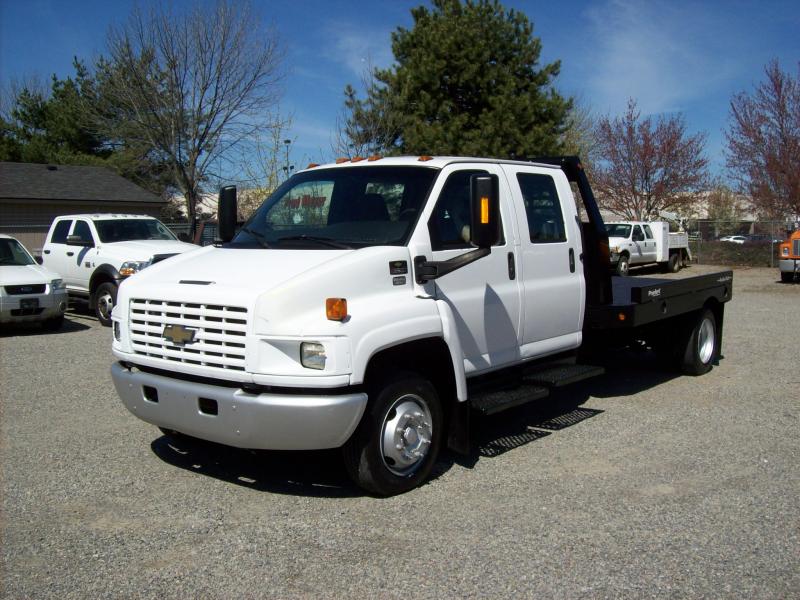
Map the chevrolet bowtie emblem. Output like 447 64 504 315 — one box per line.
162 324 197 345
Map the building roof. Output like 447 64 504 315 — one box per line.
0 162 163 204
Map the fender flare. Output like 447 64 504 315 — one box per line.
435 299 468 402
89 264 122 293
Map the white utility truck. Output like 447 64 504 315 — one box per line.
42 214 197 325
605 221 691 276
111 156 732 495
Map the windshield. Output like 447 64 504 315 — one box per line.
0 238 36 266
605 224 632 238
95 219 177 243
231 166 439 249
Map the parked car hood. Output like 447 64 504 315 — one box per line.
0 263 60 285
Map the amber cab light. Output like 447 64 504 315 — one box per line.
418 155 434 162
335 157 349 164
326 298 348 321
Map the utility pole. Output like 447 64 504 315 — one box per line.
282 139 294 180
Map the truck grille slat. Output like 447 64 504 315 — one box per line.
129 298 248 371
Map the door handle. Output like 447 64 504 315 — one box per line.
44 249 50 254
507 252 516 280
569 248 575 273
66 251 74 257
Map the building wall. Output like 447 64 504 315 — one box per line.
0 199 165 252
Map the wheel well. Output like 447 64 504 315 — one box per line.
88 270 117 307
364 337 457 413
619 251 630 258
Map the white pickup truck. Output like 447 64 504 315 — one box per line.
111 156 732 495
42 214 197 325
606 221 691 276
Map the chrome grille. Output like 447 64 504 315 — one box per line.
793 239 800 256
129 299 248 371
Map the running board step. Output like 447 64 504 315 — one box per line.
470 383 550 416
523 364 605 388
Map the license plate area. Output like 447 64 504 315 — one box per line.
20 298 39 310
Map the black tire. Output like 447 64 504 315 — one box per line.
679 308 718 376
780 271 794 283
668 252 680 273
94 281 117 327
616 254 630 276
343 373 442 496
42 315 64 331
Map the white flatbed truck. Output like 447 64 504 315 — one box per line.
111 156 732 495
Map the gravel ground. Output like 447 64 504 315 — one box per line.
1 266 798 599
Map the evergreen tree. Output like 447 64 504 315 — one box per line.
342 0 571 157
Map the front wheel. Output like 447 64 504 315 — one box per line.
94 281 117 327
343 373 442 496
616 254 630 276
780 271 794 283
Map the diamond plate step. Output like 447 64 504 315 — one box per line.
523 364 605 388
470 383 550 416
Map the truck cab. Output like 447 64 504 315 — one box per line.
778 229 800 282
111 156 729 495
42 214 197 325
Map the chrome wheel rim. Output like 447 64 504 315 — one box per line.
698 317 715 364
381 394 433 476
619 259 628 275
97 291 114 320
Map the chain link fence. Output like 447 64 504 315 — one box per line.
687 219 797 268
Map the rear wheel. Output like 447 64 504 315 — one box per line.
343 373 442 496
680 308 718 375
668 252 680 273
616 254 630 276
94 281 117 327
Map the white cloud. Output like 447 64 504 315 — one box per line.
580 0 738 116
328 23 394 78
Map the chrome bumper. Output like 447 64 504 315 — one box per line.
111 362 368 450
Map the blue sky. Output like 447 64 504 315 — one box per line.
1 0 798 180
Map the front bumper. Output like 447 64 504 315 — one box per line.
111 362 368 450
0 289 67 324
778 258 799 273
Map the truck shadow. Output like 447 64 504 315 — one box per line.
0 316 90 337
150 347 683 497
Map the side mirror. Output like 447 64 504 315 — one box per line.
66 235 94 247
217 185 237 243
35 256 43 265
177 232 192 243
469 174 501 249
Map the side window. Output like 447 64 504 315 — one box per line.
50 220 72 244
517 173 566 243
643 224 654 239
428 170 492 251
73 220 94 244
632 225 644 241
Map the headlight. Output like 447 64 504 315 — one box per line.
119 260 152 277
50 278 65 290
300 342 327 370
611 246 619 253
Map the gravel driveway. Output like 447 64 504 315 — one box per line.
1 266 798 598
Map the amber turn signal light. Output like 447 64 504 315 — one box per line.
326 298 348 321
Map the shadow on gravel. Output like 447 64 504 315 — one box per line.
150 347 684 496
0 316 90 337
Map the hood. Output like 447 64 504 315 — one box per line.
608 236 628 247
0 263 60 286
120 246 352 306
100 240 198 261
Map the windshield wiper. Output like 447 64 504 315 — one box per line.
239 226 272 249
277 235 353 249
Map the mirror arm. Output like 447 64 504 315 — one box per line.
414 247 491 284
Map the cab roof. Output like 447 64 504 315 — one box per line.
53 214 159 221
297 155 564 173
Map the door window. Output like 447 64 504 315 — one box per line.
632 225 644 241
50 220 72 243
73 220 94 244
428 170 495 250
517 173 566 243
643 224 654 239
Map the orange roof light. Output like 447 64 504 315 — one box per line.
418 155 434 162
367 155 382 161
351 156 365 163
306 162 320 169
335 157 349 164
326 298 348 321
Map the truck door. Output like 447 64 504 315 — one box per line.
642 224 658 262
630 224 646 264
504 165 583 356
64 219 97 291
43 219 73 288
426 165 522 373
